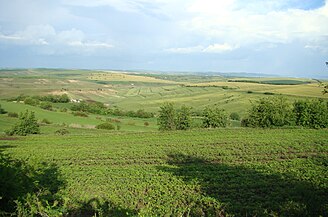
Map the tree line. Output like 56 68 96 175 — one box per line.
158 97 328 131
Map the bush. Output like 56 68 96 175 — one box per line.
245 97 293 128
158 103 176 131
7 112 18 118
72 111 88 117
40 118 52 124
54 128 69 135
6 110 40 136
39 102 53 111
230 112 240 121
175 105 192 130
95 122 115 130
24 97 40 106
294 99 328 129
144 121 150 127
0 104 7 114
202 105 228 128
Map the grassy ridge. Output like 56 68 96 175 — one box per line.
1 129 327 216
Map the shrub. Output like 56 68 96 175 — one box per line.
24 97 39 106
39 102 53 111
175 105 192 130
7 112 18 118
158 102 176 131
294 99 328 129
245 97 293 128
60 108 68 112
144 121 150 127
202 105 228 128
0 104 7 114
55 128 69 135
95 122 115 130
230 112 240 121
40 118 52 124
72 111 88 117
6 110 40 136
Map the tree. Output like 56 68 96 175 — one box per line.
245 97 293 128
294 99 328 128
7 110 40 136
176 105 192 130
202 105 228 128
158 102 176 131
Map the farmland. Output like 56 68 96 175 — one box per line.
1 129 327 216
0 68 328 216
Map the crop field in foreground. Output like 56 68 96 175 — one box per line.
1 129 327 216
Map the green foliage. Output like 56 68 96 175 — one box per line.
71 101 109 115
229 112 240 121
40 118 52 124
175 105 192 130
54 128 69 135
158 102 176 131
24 97 40 106
72 111 88 117
0 104 7 114
245 97 293 128
202 105 228 128
39 102 53 111
40 94 70 103
0 153 65 216
95 122 115 130
7 112 18 118
6 110 40 136
294 99 328 129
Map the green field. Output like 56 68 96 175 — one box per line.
0 69 328 216
1 129 327 216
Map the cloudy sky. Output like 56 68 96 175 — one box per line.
0 0 327 77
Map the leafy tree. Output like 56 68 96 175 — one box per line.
24 97 40 106
176 105 192 130
294 99 328 128
246 97 293 128
202 105 228 128
158 102 176 131
7 110 40 136
39 102 53 111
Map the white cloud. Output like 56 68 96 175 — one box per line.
185 0 328 49
165 45 203 54
203 43 238 53
0 25 113 54
165 43 238 54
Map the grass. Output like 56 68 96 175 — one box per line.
0 101 158 134
1 128 327 216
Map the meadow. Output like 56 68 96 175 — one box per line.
0 69 327 216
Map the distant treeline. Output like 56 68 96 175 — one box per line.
71 100 154 118
9 94 70 103
7 94 155 118
228 79 312 85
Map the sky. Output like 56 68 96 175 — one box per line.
0 0 328 78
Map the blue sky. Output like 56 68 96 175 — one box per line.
0 0 327 77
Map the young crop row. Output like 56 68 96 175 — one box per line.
1 128 327 216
